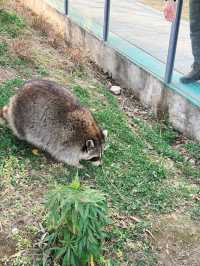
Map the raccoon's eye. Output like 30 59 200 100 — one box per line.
86 139 95 150
82 143 87 152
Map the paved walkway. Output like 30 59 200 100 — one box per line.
71 0 193 74
54 0 193 74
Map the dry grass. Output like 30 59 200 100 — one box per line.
31 15 50 36
31 15 64 49
30 13 89 68
0 67 16 84
10 38 33 62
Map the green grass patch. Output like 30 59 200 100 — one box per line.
0 40 10 66
0 9 25 37
191 203 200 221
132 118 183 162
69 85 190 216
106 220 157 265
0 42 48 78
183 141 200 161
0 40 31 74
36 65 49 77
132 117 200 183
0 79 24 107
0 41 8 55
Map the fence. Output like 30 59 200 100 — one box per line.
42 0 200 109
61 0 183 84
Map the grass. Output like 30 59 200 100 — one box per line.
0 3 200 265
183 142 200 161
132 117 200 184
0 9 25 37
191 203 200 221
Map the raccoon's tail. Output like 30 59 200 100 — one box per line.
0 106 7 125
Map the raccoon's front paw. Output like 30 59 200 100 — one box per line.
91 160 102 167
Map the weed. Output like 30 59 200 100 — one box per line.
44 181 108 265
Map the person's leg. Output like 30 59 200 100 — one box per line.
190 0 200 64
180 0 200 83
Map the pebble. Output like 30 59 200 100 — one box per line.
110 85 121 95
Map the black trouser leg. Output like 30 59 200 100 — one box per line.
190 0 200 64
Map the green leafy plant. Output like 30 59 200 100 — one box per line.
44 181 108 266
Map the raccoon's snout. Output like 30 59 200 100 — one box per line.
89 156 100 162
89 156 102 166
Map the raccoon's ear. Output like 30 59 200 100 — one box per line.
103 129 108 139
86 139 95 149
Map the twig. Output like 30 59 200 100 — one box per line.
145 229 156 241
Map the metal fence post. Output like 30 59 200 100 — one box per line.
64 0 69 15
164 0 183 83
103 0 111 41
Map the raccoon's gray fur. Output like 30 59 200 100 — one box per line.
0 79 107 168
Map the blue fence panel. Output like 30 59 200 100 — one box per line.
103 0 110 41
64 0 69 15
69 0 104 38
165 0 183 83
45 0 187 87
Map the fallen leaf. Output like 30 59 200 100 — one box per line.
129 215 141 223
32 149 40 156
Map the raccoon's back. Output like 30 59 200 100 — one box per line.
10 79 81 139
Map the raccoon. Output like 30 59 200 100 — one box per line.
0 79 107 168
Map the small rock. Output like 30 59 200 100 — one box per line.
11 227 19 235
110 86 121 95
189 159 196 165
